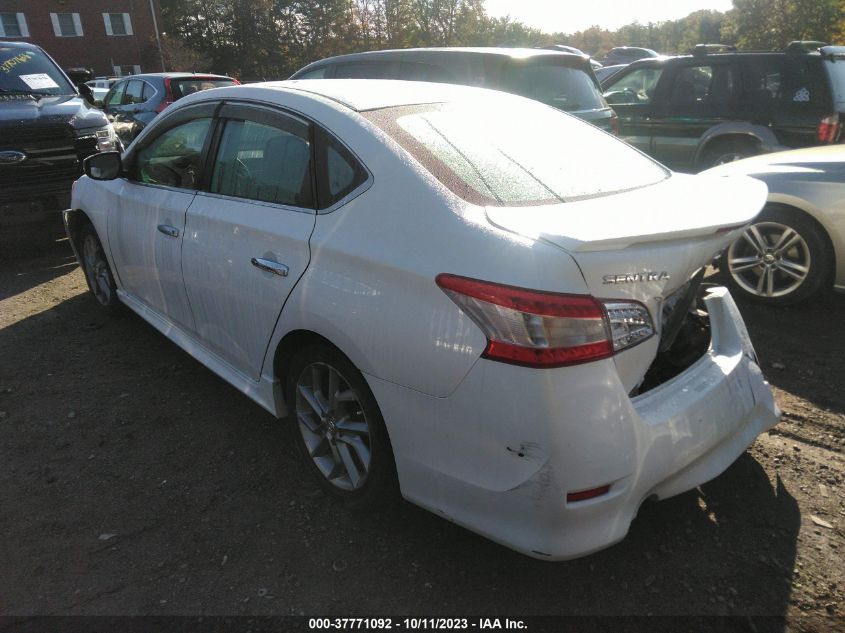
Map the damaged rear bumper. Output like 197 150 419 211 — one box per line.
367 287 779 560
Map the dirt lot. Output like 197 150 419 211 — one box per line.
1 234 843 632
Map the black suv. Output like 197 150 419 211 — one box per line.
0 42 118 234
290 48 617 134
601 46 845 171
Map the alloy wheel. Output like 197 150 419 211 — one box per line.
726 221 811 298
82 234 113 306
295 362 372 491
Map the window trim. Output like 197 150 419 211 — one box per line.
103 12 133 37
0 13 29 38
50 12 83 37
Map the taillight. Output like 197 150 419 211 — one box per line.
610 111 619 136
435 274 654 368
156 77 175 113
817 114 840 142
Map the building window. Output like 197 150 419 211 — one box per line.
50 13 83 37
103 13 133 37
0 13 29 38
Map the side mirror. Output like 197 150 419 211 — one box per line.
84 151 122 180
78 82 96 106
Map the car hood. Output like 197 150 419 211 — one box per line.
0 94 108 133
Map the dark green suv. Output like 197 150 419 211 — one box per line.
601 46 845 171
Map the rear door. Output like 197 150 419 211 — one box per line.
649 60 739 170
181 103 316 379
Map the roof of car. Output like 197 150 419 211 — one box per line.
114 72 234 80
236 79 524 113
298 46 585 68
0 41 42 51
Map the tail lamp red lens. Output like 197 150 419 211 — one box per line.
435 274 654 369
817 114 840 142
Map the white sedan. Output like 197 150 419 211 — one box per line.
67 80 779 560
705 145 845 305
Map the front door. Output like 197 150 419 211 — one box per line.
107 105 216 331
181 103 316 380
603 65 665 155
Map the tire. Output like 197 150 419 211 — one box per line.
720 206 832 305
700 137 759 170
285 343 398 509
79 223 122 314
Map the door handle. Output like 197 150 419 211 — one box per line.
157 224 180 238
251 257 289 277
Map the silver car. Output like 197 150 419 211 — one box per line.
705 145 845 305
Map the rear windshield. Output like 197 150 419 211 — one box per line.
0 46 75 96
364 99 668 207
499 61 605 112
171 78 235 99
823 58 845 110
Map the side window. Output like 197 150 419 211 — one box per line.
604 67 664 105
123 80 145 105
133 118 212 189
668 65 735 108
105 82 126 106
316 130 368 210
398 62 456 83
211 119 313 208
334 61 396 79
296 67 329 79
142 81 156 101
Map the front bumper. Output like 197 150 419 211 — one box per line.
367 287 779 560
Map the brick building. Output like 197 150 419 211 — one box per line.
0 0 164 76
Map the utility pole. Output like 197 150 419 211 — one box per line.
149 0 166 71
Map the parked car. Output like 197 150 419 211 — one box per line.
103 72 238 145
705 145 845 304
602 46 845 172
601 46 660 66
66 79 778 560
0 42 119 233
290 47 618 134
541 44 603 69
86 77 119 106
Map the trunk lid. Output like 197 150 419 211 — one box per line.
485 173 768 391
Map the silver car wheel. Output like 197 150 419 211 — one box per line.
295 361 372 491
727 221 811 298
82 233 113 306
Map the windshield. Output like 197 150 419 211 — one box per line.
171 78 236 99
499 61 606 112
0 46 75 96
364 98 668 207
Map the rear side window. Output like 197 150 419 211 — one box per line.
123 79 145 104
171 78 235 99
316 129 368 210
211 119 312 208
398 62 457 83
365 99 668 206
500 61 605 111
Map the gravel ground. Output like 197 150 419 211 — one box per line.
1 235 843 632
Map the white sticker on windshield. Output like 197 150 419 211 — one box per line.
793 87 810 102
19 73 59 90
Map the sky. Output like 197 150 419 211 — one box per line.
483 0 734 34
